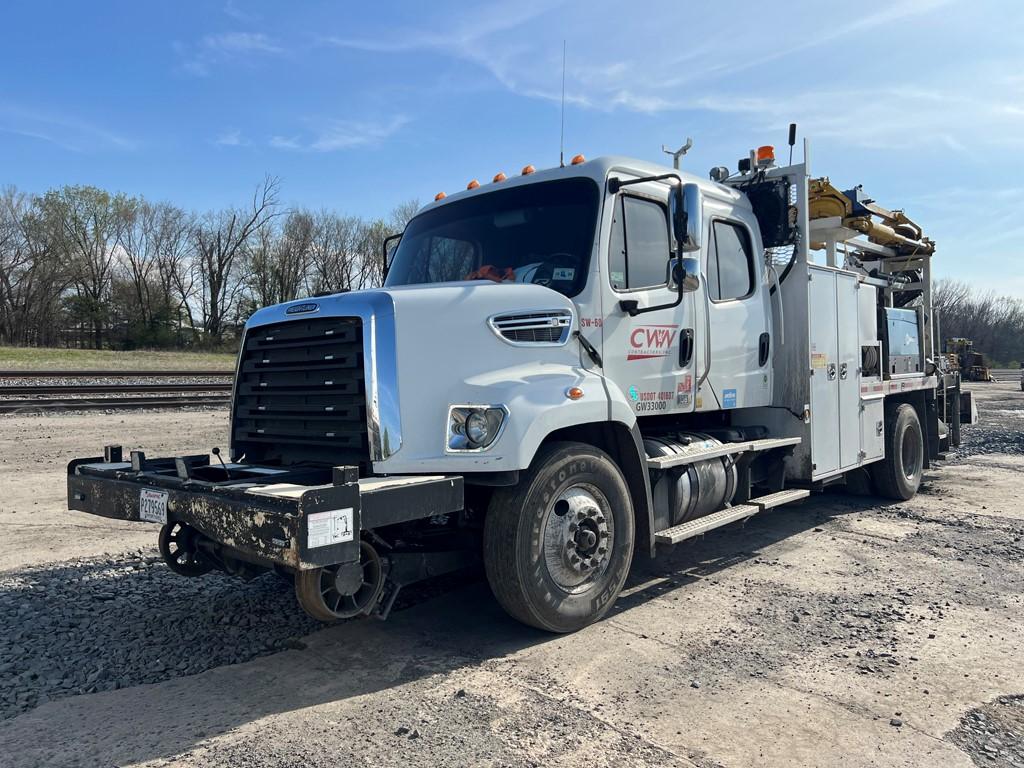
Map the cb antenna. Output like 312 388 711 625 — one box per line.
661 137 693 170
559 40 566 167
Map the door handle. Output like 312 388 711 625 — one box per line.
827 362 837 380
839 362 848 380
678 328 694 367
758 332 770 366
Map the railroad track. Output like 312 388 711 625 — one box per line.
0 370 233 412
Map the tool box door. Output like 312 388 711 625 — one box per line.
808 268 840 478
837 273 862 469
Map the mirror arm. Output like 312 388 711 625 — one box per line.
608 173 680 194
618 272 684 317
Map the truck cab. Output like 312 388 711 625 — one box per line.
68 145 964 633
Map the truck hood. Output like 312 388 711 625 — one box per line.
243 282 587 473
245 281 576 329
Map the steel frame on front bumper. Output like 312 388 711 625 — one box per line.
67 449 464 572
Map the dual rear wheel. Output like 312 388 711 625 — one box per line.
849 403 925 500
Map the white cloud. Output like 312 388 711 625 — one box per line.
223 0 258 23
269 135 301 150
177 31 284 76
325 0 1024 157
269 116 409 152
215 129 246 146
0 102 138 153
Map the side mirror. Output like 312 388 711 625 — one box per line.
668 256 701 293
382 232 402 280
669 182 702 253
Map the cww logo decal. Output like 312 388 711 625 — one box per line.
627 325 678 361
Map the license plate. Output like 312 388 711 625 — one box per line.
139 488 169 524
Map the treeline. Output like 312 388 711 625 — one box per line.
0 178 418 350
934 279 1024 367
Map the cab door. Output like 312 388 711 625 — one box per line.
701 213 771 411
600 189 697 416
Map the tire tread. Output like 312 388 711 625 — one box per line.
871 403 922 500
483 441 633 632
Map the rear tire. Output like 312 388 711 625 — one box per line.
483 441 635 633
871 403 924 500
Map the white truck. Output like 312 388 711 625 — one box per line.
68 136 966 632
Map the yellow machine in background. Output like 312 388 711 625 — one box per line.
945 338 994 382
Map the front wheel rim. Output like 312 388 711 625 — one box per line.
541 484 615 594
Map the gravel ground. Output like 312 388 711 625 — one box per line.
0 551 469 722
949 399 1024 458
948 696 1024 767
0 554 317 720
0 382 1020 767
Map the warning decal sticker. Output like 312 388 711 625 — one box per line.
307 507 354 549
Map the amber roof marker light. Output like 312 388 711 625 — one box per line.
521 164 536 175
434 192 446 201
756 145 775 167
492 172 507 183
570 154 585 165
466 179 480 190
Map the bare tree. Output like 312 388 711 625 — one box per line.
245 209 313 307
116 200 197 345
934 277 1024 366
151 203 197 343
353 199 422 290
192 177 279 343
0 187 67 344
389 198 421 231
305 211 364 295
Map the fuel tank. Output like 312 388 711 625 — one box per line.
644 434 738 529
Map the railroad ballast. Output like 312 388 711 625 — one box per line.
68 133 970 632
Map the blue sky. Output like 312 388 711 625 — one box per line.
2 0 1022 294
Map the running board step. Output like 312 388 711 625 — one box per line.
750 488 810 510
646 437 801 470
655 504 760 544
654 489 810 545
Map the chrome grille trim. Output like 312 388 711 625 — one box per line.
487 309 574 346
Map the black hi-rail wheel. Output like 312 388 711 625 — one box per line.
158 521 215 577
294 541 386 622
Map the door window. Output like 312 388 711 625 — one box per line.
609 196 670 291
709 221 754 301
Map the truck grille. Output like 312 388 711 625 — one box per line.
489 310 573 345
231 316 369 469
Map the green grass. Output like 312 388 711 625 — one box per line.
0 346 236 371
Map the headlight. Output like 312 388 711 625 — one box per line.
448 405 507 451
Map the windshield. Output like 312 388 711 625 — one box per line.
385 177 599 297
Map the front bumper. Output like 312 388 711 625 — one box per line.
68 448 463 571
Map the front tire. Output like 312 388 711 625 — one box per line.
871 403 924 500
483 441 635 633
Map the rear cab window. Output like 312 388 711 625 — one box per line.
708 220 754 301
